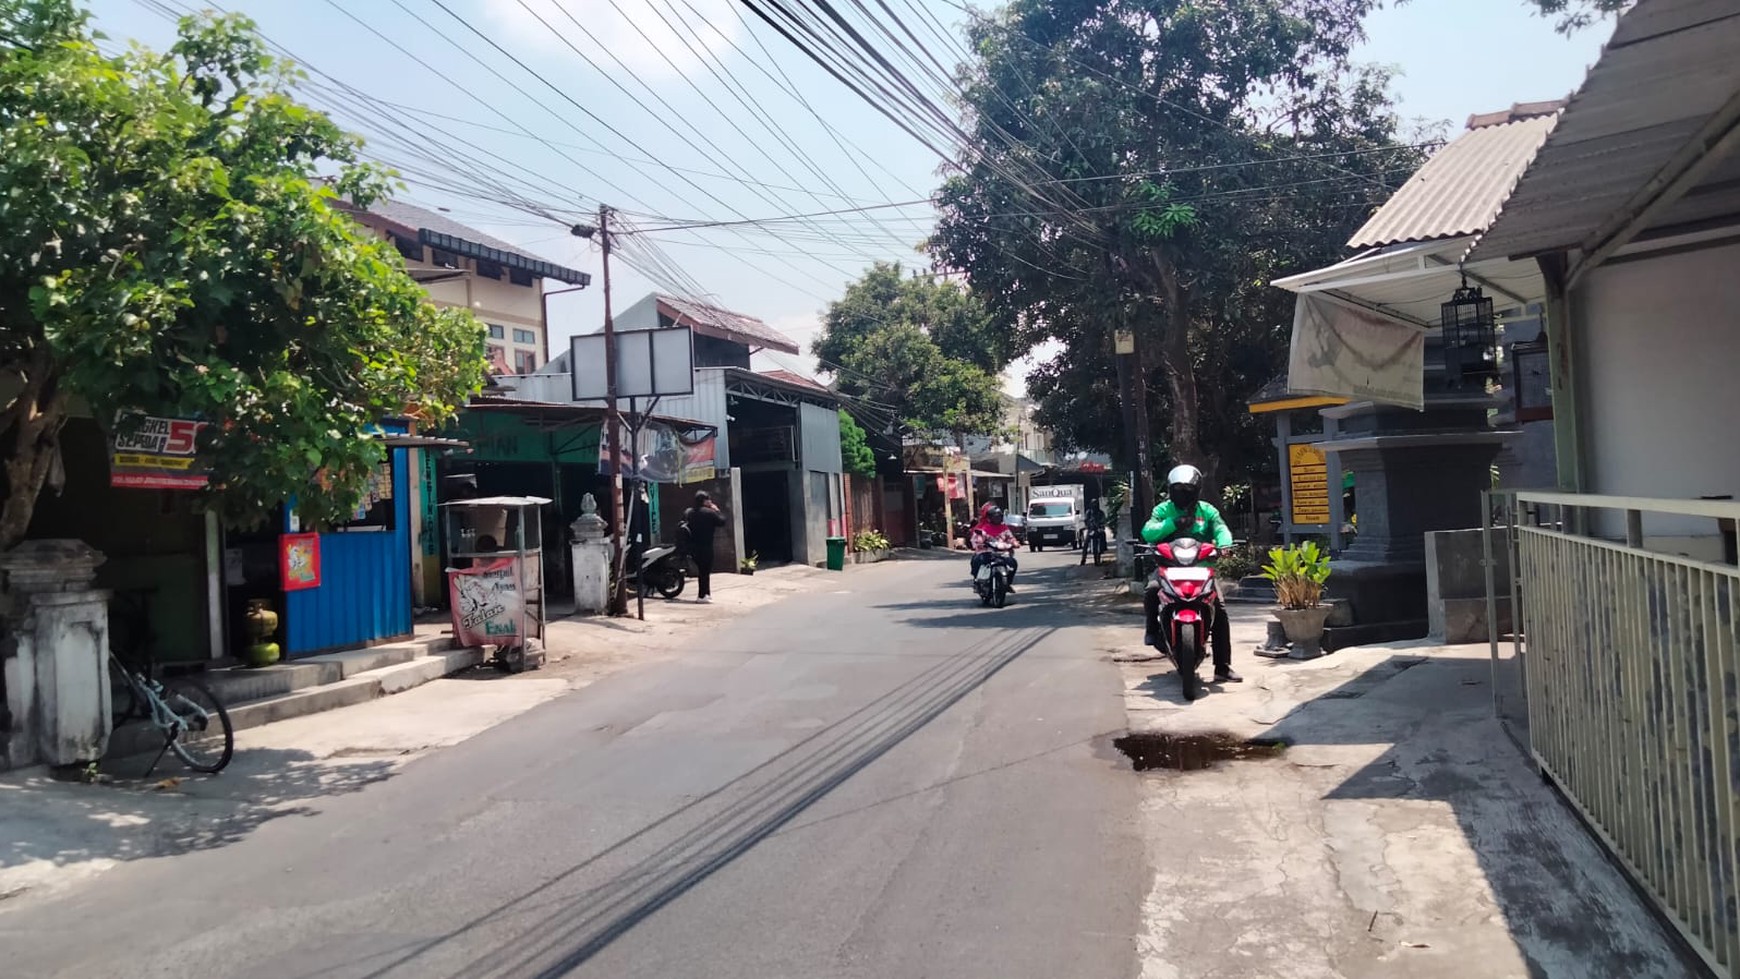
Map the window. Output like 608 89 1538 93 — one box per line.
512 328 537 345
430 247 461 269
514 349 538 374
487 324 505 339
476 258 503 280
1029 502 1073 518
390 234 423 262
509 267 534 287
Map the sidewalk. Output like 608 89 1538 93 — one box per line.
1105 607 1697 978
0 562 844 909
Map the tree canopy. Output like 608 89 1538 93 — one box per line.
930 0 1427 491
1518 0 1629 33
838 409 876 477
814 262 1005 439
0 0 487 545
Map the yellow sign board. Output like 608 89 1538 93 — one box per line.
1288 443 1331 526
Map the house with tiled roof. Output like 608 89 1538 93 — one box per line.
337 196 590 376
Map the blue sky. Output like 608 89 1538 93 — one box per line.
88 0 1609 388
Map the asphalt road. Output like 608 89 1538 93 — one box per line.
2 548 1145 979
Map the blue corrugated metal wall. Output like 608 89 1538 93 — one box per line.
284 447 413 656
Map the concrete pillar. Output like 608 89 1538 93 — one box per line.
0 540 110 768
569 495 611 615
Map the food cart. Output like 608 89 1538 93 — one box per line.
441 496 549 673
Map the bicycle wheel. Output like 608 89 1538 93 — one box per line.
162 678 234 773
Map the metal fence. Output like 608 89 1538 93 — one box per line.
1497 491 1740 977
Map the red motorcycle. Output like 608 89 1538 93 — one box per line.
1152 538 1221 701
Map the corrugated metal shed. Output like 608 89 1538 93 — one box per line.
1347 111 1559 250
1470 0 1740 262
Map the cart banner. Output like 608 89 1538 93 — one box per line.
1287 294 1425 410
448 557 523 646
110 413 210 489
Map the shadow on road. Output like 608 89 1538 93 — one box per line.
352 624 1060 979
1 747 395 901
869 556 1129 632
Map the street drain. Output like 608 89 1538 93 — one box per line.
1112 732 1287 772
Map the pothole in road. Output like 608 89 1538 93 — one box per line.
1111 732 1287 772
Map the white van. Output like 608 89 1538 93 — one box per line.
1026 487 1084 550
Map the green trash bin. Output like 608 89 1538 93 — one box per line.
825 536 847 571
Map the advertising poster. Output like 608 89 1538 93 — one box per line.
110 413 209 489
280 533 322 591
448 557 524 646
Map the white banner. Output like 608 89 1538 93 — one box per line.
1287 294 1426 410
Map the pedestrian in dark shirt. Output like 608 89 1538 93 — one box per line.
683 491 727 603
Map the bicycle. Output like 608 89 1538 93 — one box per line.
108 589 234 775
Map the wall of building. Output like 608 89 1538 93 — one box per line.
1577 239 1740 553
412 257 546 372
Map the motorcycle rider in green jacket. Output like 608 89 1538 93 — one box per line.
1141 464 1241 683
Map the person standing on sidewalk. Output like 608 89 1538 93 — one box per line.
683 491 727 603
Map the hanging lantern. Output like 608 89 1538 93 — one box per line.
1441 274 1498 390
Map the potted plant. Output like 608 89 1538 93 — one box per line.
739 552 759 576
1260 541 1334 650
850 529 892 563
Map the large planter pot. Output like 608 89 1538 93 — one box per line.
1275 606 1333 645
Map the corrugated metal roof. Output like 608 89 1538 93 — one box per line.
657 296 801 354
1347 111 1560 250
759 368 829 391
359 197 546 264
1470 0 1740 262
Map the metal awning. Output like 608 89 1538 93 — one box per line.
440 496 552 508
1272 236 1546 329
380 433 470 450
1469 0 1740 267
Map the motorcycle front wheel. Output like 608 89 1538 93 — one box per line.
992 571 1008 608
1175 623 1202 701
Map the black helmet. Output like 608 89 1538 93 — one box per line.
987 505 1005 524
1166 464 1203 512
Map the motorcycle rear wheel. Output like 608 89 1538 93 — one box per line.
655 569 686 599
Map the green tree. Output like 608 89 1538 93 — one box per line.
931 0 1424 491
838 409 876 477
815 263 1005 438
1517 0 1628 34
0 0 487 546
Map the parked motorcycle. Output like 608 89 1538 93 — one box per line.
1151 537 1220 701
973 540 1017 608
632 544 686 599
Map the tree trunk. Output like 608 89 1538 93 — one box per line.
1151 254 1213 481
0 357 69 551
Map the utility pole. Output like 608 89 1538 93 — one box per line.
1128 328 1155 527
1114 325 1152 537
599 204 629 616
